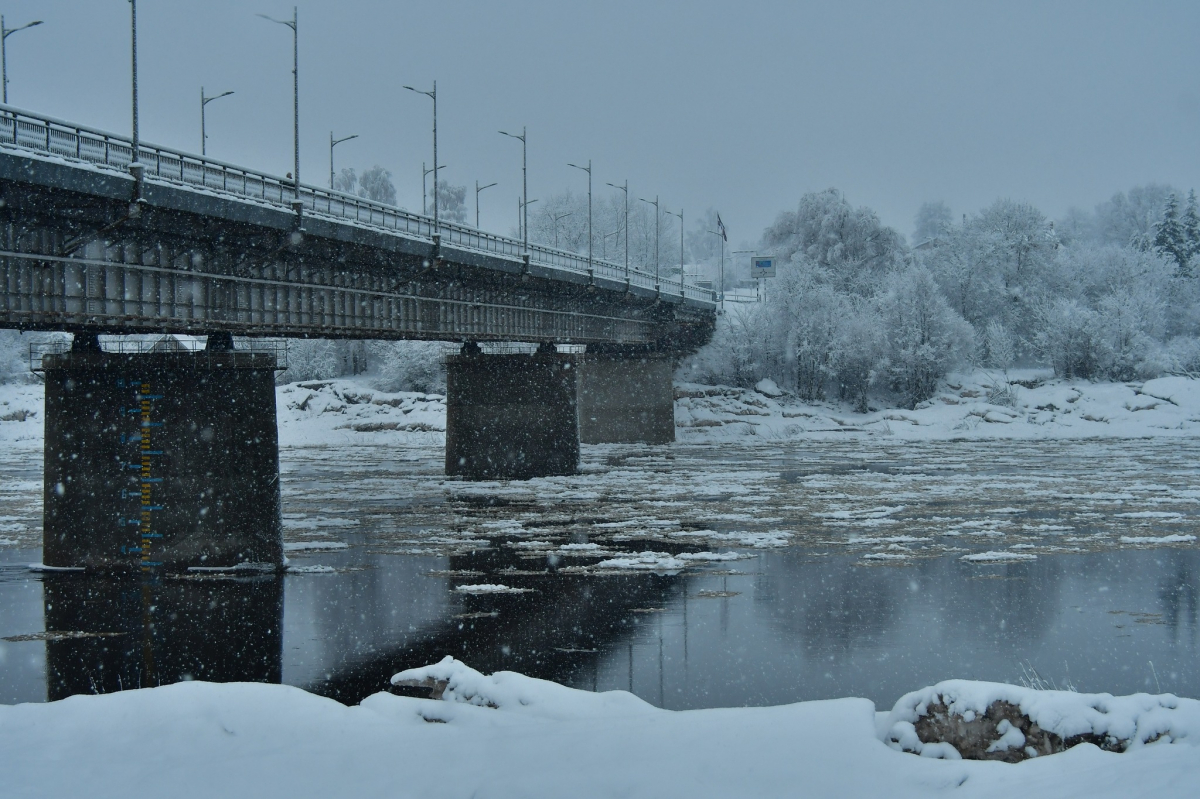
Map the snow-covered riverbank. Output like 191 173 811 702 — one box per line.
2 368 1197 452
2 658 1197 798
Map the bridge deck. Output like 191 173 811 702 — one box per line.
0 104 714 348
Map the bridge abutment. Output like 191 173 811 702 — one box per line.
578 350 677 445
445 349 580 480
43 346 282 572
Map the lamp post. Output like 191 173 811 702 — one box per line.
328 132 357 189
422 162 447 215
606 180 629 283
403 82 437 230
639 195 660 291
1 16 42 105
567 159 592 276
518 197 538 240
552 211 573 249
474 180 496 228
258 8 300 207
499 127 527 252
129 1 138 167
665 207 684 299
201 88 234 156
707 228 725 311
602 228 620 260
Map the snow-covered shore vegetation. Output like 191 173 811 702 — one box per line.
2 658 1197 798
684 186 1200 412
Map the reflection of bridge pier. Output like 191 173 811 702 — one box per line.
42 573 283 701
308 545 684 705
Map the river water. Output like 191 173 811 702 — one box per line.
1 438 1197 709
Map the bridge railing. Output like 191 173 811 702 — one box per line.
0 105 714 305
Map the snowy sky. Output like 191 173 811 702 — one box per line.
7 0 1199 243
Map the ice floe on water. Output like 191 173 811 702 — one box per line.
454 583 534 594
961 551 1039 562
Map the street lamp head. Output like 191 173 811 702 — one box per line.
256 13 295 30
478 182 498 192
499 130 524 142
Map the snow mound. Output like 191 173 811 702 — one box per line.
883 679 1200 762
390 656 653 718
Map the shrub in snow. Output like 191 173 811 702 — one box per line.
883 679 1200 762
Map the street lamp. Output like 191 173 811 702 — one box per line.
499 127 527 252
664 207 684 299
707 228 726 311
606 180 629 283
475 180 497 228
0 16 42 105
201 88 234 156
552 211 573 249
639 195 660 291
329 132 358 189
518 196 538 240
422 162 447 215
129 1 139 169
403 82 437 229
567 159 592 276
257 8 300 208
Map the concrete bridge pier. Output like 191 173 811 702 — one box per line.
445 343 580 480
579 347 677 445
42 334 283 572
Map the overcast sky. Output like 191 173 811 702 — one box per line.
5 0 1199 244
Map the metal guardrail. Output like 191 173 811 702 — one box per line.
0 104 715 306
30 337 288 371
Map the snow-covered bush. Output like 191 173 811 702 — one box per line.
830 301 884 412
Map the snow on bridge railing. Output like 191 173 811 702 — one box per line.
0 104 715 306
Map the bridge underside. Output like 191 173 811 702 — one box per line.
0 152 713 350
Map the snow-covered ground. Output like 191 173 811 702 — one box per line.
1 658 1197 798
3 371 1199 796
676 369 1200 441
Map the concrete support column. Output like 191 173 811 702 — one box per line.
445 349 580 479
578 349 677 444
42 345 282 572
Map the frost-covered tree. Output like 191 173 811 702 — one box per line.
982 320 1016 371
878 266 974 408
333 168 358 195
762 189 906 296
358 166 397 205
913 201 953 245
431 183 468 224
1181 190 1200 271
1154 193 1189 274
1032 298 1102 379
1093 184 1176 250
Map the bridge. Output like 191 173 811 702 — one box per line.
0 104 717 574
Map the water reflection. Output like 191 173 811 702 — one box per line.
42 574 282 701
303 545 683 704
